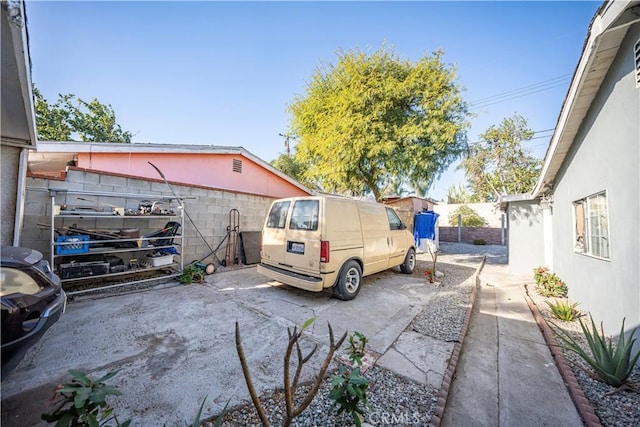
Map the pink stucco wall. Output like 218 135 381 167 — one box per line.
76 152 309 198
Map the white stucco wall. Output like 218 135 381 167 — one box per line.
507 201 545 273
434 202 503 227
1 145 20 245
551 24 640 339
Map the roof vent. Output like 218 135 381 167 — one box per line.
232 159 243 173
635 38 640 88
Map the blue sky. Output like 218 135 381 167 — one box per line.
27 1 601 200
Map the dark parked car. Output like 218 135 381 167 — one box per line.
1 246 66 379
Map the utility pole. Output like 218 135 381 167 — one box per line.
278 133 295 156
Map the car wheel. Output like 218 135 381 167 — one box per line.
400 248 416 274
333 261 362 301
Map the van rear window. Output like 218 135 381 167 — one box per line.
290 200 319 231
266 201 291 229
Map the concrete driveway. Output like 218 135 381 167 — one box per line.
1 264 444 426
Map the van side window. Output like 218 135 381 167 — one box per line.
266 201 291 229
386 207 405 230
290 200 319 230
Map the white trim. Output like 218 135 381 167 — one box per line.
572 190 611 260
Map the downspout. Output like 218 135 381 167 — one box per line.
13 147 29 246
542 203 554 270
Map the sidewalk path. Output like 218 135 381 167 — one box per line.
441 263 583 426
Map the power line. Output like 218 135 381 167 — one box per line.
470 82 570 109
470 74 571 105
465 128 555 147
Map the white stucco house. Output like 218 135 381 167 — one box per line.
503 1 639 350
1 0 38 246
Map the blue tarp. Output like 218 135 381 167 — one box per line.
414 211 439 246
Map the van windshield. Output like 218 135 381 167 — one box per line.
266 201 291 229
290 200 319 231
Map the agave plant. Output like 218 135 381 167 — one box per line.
546 299 580 322
551 315 640 387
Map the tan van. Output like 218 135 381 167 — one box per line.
257 195 416 300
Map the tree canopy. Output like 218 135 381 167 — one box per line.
459 114 542 202
448 205 487 227
34 85 133 143
270 153 317 189
288 46 470 201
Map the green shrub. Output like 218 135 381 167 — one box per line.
179 264 204 284
329 365 370 427
551 315 640 387
448 205 487 227
532 267 567 297
41 370 130 427
546 299 580 321
473 239 486 245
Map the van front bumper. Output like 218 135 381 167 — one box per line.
257 263 325 292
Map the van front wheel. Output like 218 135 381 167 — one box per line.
333 261 362 301
400 248 416 274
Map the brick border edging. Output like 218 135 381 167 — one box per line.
521 284 602 427
429 257 485 427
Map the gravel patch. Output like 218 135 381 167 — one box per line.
203 260 476 426
410 263 475 342
528 288 640 426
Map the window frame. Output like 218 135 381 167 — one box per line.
572 191 611 260
385 207 405 231
289 200 319 231
266 201 291 229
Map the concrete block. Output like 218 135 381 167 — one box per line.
26 178 49 189
82 173 100 186
24 201 47 216
189 187 209 197
53 181 84 192
100 175 128 188
126 178 151 192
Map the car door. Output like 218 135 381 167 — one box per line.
358 202 392 275
283 199 321 274
385 207 410 267
261 200 292 266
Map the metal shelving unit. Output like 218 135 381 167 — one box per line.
48 188 184 295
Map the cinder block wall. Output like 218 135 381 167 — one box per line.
22 169 274 266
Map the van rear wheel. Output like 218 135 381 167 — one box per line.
333 261 362 301
400 248 416 274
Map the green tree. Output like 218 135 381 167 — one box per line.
289 46 469 201
449 205 487 227
270 153 316 189
33 85 132 143
460 114 541 202
34 86 73 140
446 183 475 203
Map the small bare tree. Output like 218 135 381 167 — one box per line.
235 318 347 427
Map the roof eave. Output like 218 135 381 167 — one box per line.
532 0 640 198
32 141 314 195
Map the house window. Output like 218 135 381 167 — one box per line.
573 191 609 259
635 38 640 88
232 159 242 173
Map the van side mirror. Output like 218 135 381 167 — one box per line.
399 223 406 230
